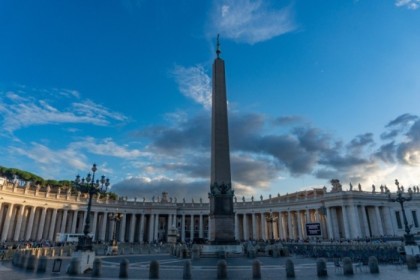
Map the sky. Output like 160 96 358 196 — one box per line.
1 0 420 202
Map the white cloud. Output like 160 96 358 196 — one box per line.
9 137 145 180
395 0 420 10
0 90 127 133
10 143 88 177
210 0 296 44
172 65 211 109
69 137 144 159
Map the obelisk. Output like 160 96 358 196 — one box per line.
208 36 236 244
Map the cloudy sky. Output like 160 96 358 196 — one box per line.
1 0 420 201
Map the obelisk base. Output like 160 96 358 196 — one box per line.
209 215 237 244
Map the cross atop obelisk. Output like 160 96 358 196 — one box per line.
208 35 236 244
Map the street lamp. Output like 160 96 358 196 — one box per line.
73 163 110 251
108 212 123 246
388 179 415 245
266 209 277 244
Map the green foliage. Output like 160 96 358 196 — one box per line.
0 166 44 184
0 165 116 199
107 192 118 200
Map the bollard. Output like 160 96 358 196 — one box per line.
316 258 327 277
217 260 228 279
119 258 129 278
191 244 200 260
248 246 256 259
149 260 160 279
67 257 81 276
283 247 290 257
406 255 418 270
92 258 102 277
26 254 36 271
342 257 353 275
252 259 261 279
12 252 19 266
20 253 29 269
182 246 188 259
37 256 48 273
285 258 295 278
368 256 379 273
183 260 192 280
272 245 279 258
17 252 23 268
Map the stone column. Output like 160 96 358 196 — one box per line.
199 214 203 238
168 214 172 230
341 205 350 239
297 211 303 240
386 206 396 236
261 212 267 240
252 213 257 240
351 206 362 238
81 210 87 231
375 206 384 236
315 209 320 222
190 214 194 241
71 211 78 233
37 207 47 240
60 210 68 233
282 213 288 239
181 214 186 242
148 214 154 243
25 207 36 240
243 214 249 240
0 203 2 229
325 207 334 240
234 213 239 240
99 212 107 241
91 211 98 240
287 211 293 240
301 210 308 239
48 209 58 241
139 214 145 243
119 214 127 242
154 213 159 241
13 205 26 241
361 206 370 237
1 204 13 241
129 214 136 243
278 212 284 240
207 215 211 240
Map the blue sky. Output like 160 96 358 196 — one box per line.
1 0 420 201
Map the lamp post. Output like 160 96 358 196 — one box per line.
108 212 123 246
388 179 415 245
73 163 110 251
266 209 277 244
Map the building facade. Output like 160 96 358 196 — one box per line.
1 180 419 244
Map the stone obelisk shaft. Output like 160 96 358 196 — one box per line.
208 45 235 244
211 57 231 185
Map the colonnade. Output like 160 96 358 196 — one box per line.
1 184 420 243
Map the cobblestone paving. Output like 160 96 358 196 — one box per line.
2 254 420 280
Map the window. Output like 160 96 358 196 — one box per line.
412 211 418 228
395 211 402 229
